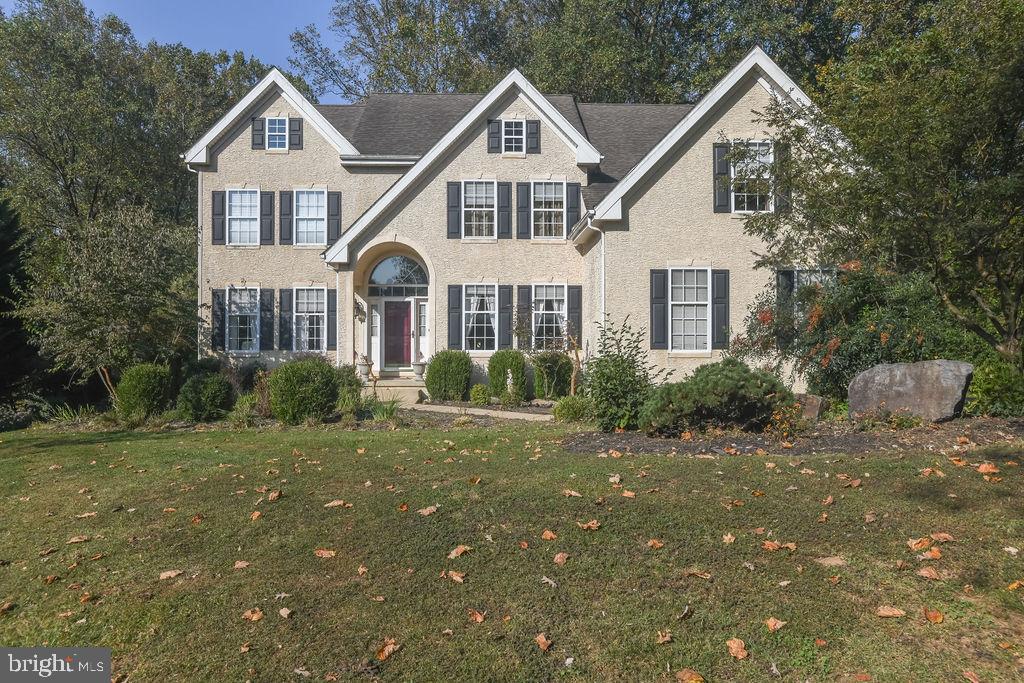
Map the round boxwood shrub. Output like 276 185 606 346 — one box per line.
553 394 594 423
116 363 171 423
268 357 340 425
532 351 573 399
640 358 793 436
425 350 472 401
177 373 235 422
470 383 490 406
488 349 528 399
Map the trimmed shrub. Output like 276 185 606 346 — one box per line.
532 351 572 399
268 357 340 425
223 359 265 394
336 364 363 415
587 319 670 432
228 392 259 428
640 358 794 436
116 364 171 423
553 394 594 423
470 383 490 406
488 349 529 399
425 350 472 401
967 360 1024 417
177 373 235 422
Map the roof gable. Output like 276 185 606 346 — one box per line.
183 69 359 165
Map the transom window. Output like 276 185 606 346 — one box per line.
368 255 428 297
295 190 327 245
227 189 259 245
532 182 565 239
670 268 710 352
533 284 566 349
731 141 773 213
502 120 525 153
462 181 496 238
464 284 497 351
267 117 287 149
294 288 326 352
227 287 259 353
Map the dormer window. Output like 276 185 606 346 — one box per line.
267 117 288 150
502 120 525 153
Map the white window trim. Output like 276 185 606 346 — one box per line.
226 285 261 355
730 140 773 215
462 282 499 354
293 188 328 246
530 180 567 240
501 118 526 156
266 116 289 151
667 266 712 354
530 282 568 350
226 187 261 247
292 286 328 353
461 179 498 240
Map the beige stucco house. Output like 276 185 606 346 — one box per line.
183 47 811 393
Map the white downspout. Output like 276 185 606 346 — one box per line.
334 268 341 367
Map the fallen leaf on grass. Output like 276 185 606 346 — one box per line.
267 490 282 502
621 490 636 498
765 617 787 632
930 532 955 543
676 670 705 682
656 630 673 644
647 539 664 550
541 529 558 541
250 511 262 522
541 576 558 588
684 568 712 580
376 637 399 661
1 601 15 614
875 606 905 618
577 519 600 530
864 511 877 524
723 533 736 544
239 642 251 653
822 495 834 506
917 566 941 581
314 549 336 559
242 608 264 622
554 552 570 566
324 500 352 509
75 512 96 519
448 545 472 559
907 537 931 552
233 561 250 570
963 671 981 683
977 463 999 474
159 570 182 580
443 570 465 583
357 565 368 576
815 556 846 567
467 609 486 623
727 638 748 660
924 608 944 624
921 546 942 560
562 489 582 497
535 633 553 651
762 540 797 552
417 505 438 516
279 607 294 619
67 536 89 544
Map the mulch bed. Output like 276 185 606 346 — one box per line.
562 416 1024 458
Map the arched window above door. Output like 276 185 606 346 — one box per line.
368 255 428 297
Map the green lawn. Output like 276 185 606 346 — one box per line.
0 422 1022 681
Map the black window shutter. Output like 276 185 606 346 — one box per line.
446 182 461 239
711 269 730 350
487 120 501 153
251 118 265 150
279 191 293 245
650 269 668 349
713 142 731 213
447 284 463 349
327 289 337 351
211 289 226 350
567 285 582 345
278 289 293 350
498 285 513 349
516 182 531 239
259 289 275 351
526 120 540 153
773 142 791 214
496 182 512 239
211 191 226 245
327 191 342 244
516 285 532 348
566 183 581 230
288 118 303 150
260 192 274 245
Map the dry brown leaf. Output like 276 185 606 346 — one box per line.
67 535 89 544
684 568 712 580
765 617 787 632
267 490 282 502
467 608 486 623
242 608 264 622
723 533 736 544
250 511 262 522
647 539 665 550
356 447 367 455
554 552 570 566
930 532 955 543
233 560 250 570
417 505 438 516
907 537 932 552
562 489 582 497
541 529 558 541
727 637 748 660
621 490 636 498
656 630 673 644
239 642 251 653
324 499 352 509
159 569 183 580
376 637 399 661
864 511 877 524
534 632 553 652
962 671 981 683
921 546 942 560
815 556 846 567
279 607 294 619
875 606 905 618
917 566 941 581
977 463 999 474
314 548 337 559
676 669 705 682
822 495 834 506
924 607 944 624
448 545 472 559
446 570 465 583
577 519 601 530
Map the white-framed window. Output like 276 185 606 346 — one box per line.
227 189 259 245
462 180 496 238
502 119 525 153
293 287 326 352
464 284 497 351
227 287 260 353
417 301 427 338
731 141 773 213
294 189 327 245
267 117 288 150
669 268 710 352
532 284 566 349
532 181 565 239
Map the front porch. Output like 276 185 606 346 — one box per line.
359 376 427 404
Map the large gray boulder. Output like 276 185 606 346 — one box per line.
848 360 973 422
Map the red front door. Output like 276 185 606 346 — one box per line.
384 301 412 367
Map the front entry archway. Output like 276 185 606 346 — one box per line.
365 254 429 372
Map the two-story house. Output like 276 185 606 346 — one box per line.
183 47 811 394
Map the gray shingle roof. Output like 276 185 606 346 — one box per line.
314 94 691 205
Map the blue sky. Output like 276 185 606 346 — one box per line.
1 0 343 101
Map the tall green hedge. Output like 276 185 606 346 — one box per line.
268 357 339 424
488 349 528 399
116 364 171 423
425 350 472 401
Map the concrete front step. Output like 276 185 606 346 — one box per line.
361 378 427 404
